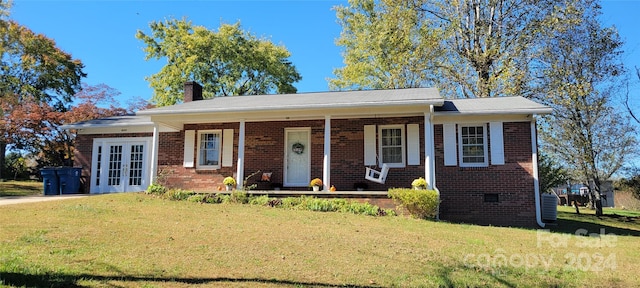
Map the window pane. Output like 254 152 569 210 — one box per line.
199 132 220 166
381 127 403 165
461 125 485 165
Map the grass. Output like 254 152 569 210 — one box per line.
0 193 638 287
0 181 42 197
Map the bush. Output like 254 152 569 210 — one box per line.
228 191 248 204
187 194 206 203
146 183 167 195
165 189 195 201
388 188 439 219
249 195 272 206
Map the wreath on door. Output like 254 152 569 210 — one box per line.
292 142 304 154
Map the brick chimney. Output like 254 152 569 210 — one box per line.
184 81 203 102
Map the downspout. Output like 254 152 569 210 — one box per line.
531 116 545 228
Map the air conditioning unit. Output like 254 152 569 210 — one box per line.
541 193 558 222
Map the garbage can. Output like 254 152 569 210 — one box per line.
41 167 60 195
57 167 82 194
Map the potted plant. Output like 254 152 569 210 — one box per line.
223 176 236 191
310 178 323 192
353 182 368 191
412 177 427 190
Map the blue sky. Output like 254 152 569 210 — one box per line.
8 0 640 106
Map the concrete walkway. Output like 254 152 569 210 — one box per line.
0 194 89 206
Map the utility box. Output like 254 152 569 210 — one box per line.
40 168 60 195
57 167 82 194
541 193 558 222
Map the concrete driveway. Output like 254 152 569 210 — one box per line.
0 194 89 206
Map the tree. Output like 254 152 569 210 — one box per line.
0 2 86 179
331 0 546 98
538 152 570 195
330 0 443 90
624 67 639 124
536 0 636 216
136 19 302 106
2 84 135 170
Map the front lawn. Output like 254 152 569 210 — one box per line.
0 193 638 287
0 181 42 197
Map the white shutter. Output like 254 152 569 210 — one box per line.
490 122 505 165
407 124 420 165
443 123 457 166
364 125 376 166
183 130 195 167
222 129 234 167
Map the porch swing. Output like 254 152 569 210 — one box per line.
365 155 390 184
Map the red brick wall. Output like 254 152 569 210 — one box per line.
73 119 539 227
434 122 537 227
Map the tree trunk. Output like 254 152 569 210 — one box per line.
592 179 604 216
0 141 5 181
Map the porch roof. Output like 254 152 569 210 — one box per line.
137 88 444 116
435 97 552 115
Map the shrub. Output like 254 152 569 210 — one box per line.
146 183 167 195
187 194 206 203
388 188 439 219
228 191 248 204
249 195 272 206
165 189 195 201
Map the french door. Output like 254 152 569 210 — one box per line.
91 138 151 193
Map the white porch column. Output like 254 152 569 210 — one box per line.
149 123 160 185
236 120 246 190
323 115 331 191
424 107 436 189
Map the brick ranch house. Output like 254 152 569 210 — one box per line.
64 82 552 227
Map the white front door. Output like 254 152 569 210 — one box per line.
284 128 310 187
91 138 151 193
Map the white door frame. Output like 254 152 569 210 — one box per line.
90 137 152 193
283 128 311 187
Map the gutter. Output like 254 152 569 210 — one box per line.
531 117 545 228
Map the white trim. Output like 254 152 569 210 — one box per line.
196 130 222 170
458 123 489 167
443 123 457 166
407 124 420 166
183 130 195 167
363 125 377 166
489 122 505 165
378 124 406 168
222 129 234 167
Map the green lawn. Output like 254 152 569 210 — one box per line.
0 181 42 197
0 193 639 287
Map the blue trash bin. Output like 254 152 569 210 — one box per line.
57 167 82 194
41 167 60 195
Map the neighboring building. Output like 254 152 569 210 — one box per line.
63 83 552 227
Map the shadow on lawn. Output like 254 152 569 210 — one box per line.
0 272 380 288
546 212 640 237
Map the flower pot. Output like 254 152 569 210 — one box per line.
414 186 424 190
312 186 320 192
226 185 233 191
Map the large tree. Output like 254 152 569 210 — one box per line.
331 0 546 98
0 1 86 179
536 0 636 215
136 19 302 106
330 0 443 90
